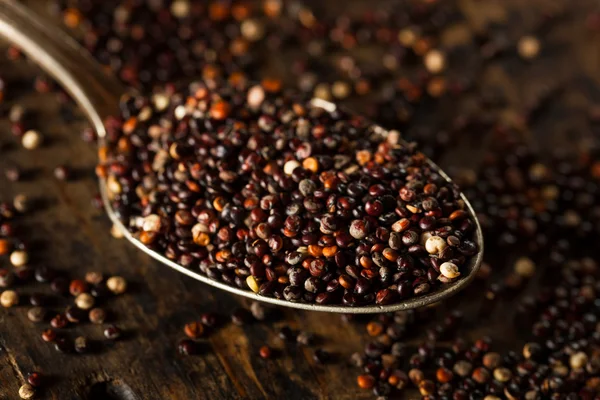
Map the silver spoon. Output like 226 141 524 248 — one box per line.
0 0 483 313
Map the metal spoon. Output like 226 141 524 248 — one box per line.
0 0 483 313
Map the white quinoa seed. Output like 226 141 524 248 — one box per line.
170 0 190 18
22 130 42 150
514 257 536 278
107 276 127 295
425 235 447 254
10 250 28 267
284 160 301 176
518 35 540 60
440 262 460 279
241 19 265 41
247 85 265 108
110 223 125 239
569 352 588 369
75 293 95 310
424 49 445 74
142 214 161 232
1 290 19 308
19 384 35 399
152 93 170 111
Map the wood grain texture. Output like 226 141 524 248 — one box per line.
0 0 598 398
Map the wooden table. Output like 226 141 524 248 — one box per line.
0 0 598 398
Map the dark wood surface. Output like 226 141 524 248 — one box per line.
0 0 598 399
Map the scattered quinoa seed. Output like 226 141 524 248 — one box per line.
21 130 42 150
18 384 35 399
106 276 127 294
0 290 19 307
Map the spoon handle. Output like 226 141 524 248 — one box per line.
0 0 123 137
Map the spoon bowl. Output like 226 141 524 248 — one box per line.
0 0 483 313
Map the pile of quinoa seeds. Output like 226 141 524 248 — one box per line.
98 80 478 306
